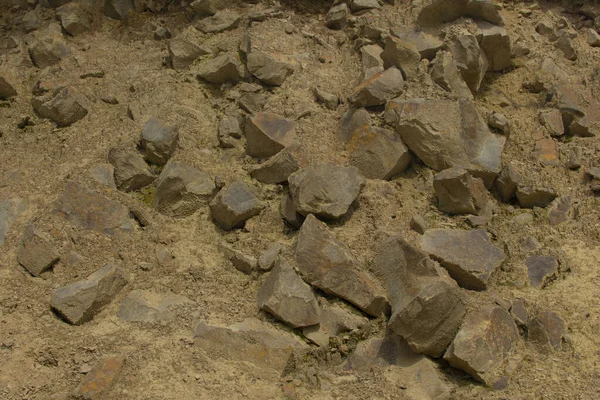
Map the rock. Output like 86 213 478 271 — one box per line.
527 309 565 351
417 0 504 27
89 164 117 189
280 194 305 229
325 3 349 30
246 50 294 86
56 181 133 235
218 116 241 148
51 262 127 325
168 39 206 70
196 10 240 33
210 181 263 230
548 195 571 226
313 87 338 110
348 67 405 107
303 301 367 346
526 256 558 289
257 258 321 328
587 167 600 180
219 242 258 275
444 306 518 385
22 10 40 32
385 98 505 186
245 112 296 159
390 29 443 60
258 242 285 271
17 227 60 277
154 161 215 217
295 214 388 316
360 45 384 70
108 148 155 192
430 51 473 99
339 107 371 143
238 92 267 114
196 54 243 84
0 75 17 99
130 206 151 227
566 148 581 170
494 163 522 203
516 186 558 209
532 135 558 166
190 0 226 16
477 22 511 71
32 86 88 127
488 112 510 135
347 125 411 180
139 118 179 166
154 27 171 40
56 3 89 36
0 199 27 245
374 236 466 357
510 298 528 328
556 35 577 60
434 167 490 215
410 215 428 234
587 28 600 47
539 109 564 137
117 290 191 322
251 144 306 184
350 0 380 12
77 357 124 400
450 35 488 94
104 0 135 20
194 318 307 374
288 165 365 219
420 228 505 291
380 36 421 80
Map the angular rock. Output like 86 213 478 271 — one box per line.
78 357 124 400
258 242 285 272
488 112 510 135
258 258 321 328
196 54 242 84
219 242 258 275
556 35 577 60
325 3 349 30
218 116 241 141
494 163 522 203
32 86 88 127
280 194 304 229
22 10 39 32
245 112 296 159
526 255 558 289
410 215 428 234
527 309 565 351
339 107 371 143
247 51 294 86
537 109 563 137
210 181 263 230
313 87 338 110
450 35 488 94
350 0 380 12
196 10 240 34
154 161 215 217
0 75 17 99
430 51 473 99
117 290 191 322
348 67 404 107
587 28 600 47
374 236 466 357
360 44 384 70
251 144 306 184
238 92 267 114
17 227 60 277
154 27 172 40
89 164 117 189
516 186 557 209
28 30 70 68
444 306 518 385
548 195 571 226
434 167 490 215
391 29 443 60
104 0 135 20
168 39 205 71
510 298 528 327
288 165 365 220
0 198 26 245
303 301 367 347
190 0 226 16
477 22 511 71
347 125 411 180
139 118 179 165
56 181 133 235
51 262 127 325
108 148 155 192
56 3 89 36
295 214 388 316
417 0 504 27
420 228 505 290
381 36 421 80
566 148 581 170
532 136 558 166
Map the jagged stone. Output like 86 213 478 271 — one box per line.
76 357 124 400
89 164 117 189
103 0 135 20
450 35 488 94
420 228 505 290
295 214 388 316
488 112 510 135
251 144 306 184
139 118 179 165
391 29 443 60
494 163 522 203
117 290 191 322
360 45 383 70
477 22 511 71
547 195 571 226
196 10 240 33
381 36 421 80
339 107 371 143
56 3 89 36
587 28 600 47
527 309 565 351
168 38 206 71
190 0 226 16
218 116 241 148
108 148 155 192
516 186 558 209
526 255 558 288
417 0 504 27
245 112 296 159
197 53 243 84
246 50 294 86
325 3 349 30
348 67 405 107
0 74 17 99
410 215 428 234
280 194 304 229
313 87 338 110
556 35 577 60
210 181 263 230
510 298 528 328
434 167 490 215
22 10 39 32
258 243 285 271
430 51 473 99
32 86 88 127
219 242 258 275
51 262 127 325
303 300 367 346
17 226 60 277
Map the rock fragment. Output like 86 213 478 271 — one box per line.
548 195 571 226
17 227 60 277
190 0 226 16
527 309 565 351
350 0 380 12
280 194 304 229
410 215 428 234
210 181 263 230
139 118 179 165
303 301 367 347
325 3 349 30
108 148 155 192
360 45 383 70
56 3 89 36
258 243 285 272
450 35 488 94
0 75 17 99
32 86 88 127
245 112 296 159
494 163 522 203
477 22 511 71
348 67 404 107
22 10 40 32
246 51 294 86
539 109 564 137
313 87 338 110
390 29 443 60
117 290 191 322
556 35 577 60
417 0 504 27
197 54 243 84
168 39 206 70
381 36 421 80
104 0 135 20
28 29 70 68
251 144 306 184
434 167 490 215
0 199 27 245
196 10 240 33
526 256 558 288
77 357 124 400
430 50 473 99
488 112 510 135
516 186 558 209
587 28 600 47
89 164 117 189
219 242 258 275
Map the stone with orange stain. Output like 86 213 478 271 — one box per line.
348 67 404 107
79 357 124 400
532 136 558 165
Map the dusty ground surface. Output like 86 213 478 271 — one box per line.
1 0 600 399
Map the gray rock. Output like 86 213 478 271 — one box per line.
210 181 263 230
350 0 380 12
154 27 171 40
444 306 518 386
516 186 558 209
56 3 89 36
527 309 565 351
104 0 135 20
196 54 243 84
246 50 294 86
417 0 504 27
0 75 17 99
190 0 226 16
526 256 558 288
488 112 510 135
219 242 258 275
381 36 421 80
280 194 304 229
258 258 321 328
89 164 117 189
139 118 179 165
359 44 383 70
450 35 488 94
168 39 206 71
548 195 571 226
251 144 307 184
348 67 405 107
313 87 338 110
245 112 296 159
17 226 60 277
431 50 473 99
51 262 128 325
56 181 133 235
196 10 240 33
510 298 528 327
556 35 577 60
303 301 367 347
295 214 388 316
390 29 444 60
154 161 215 217
339 107 371 143
32 86 88 127
108 148 155 192
325 3 349 30
258 242 285 272
0 199 26 246
587 28 600 47
22 10 40 32
288 165 365 220
410 215 428 234
374 236 466 357
566 148 581 170
420 228 505 290
434 167 490 215
494 163 522 202
117 290 191 322
237 92 267 114
539 109 564 137
477 22 511 71
218 116 242 148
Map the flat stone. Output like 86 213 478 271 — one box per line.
104 0 135 20
219 242 258 275
444 306 518 386
539 109 564 137
420 228 505 291
374 236 466 357
196 53 243 84
348 67 405 108
280 194 305 229
56 181 133 236
196 10 240 33
477 22 511 71
0 198 27 245
295 214 388 316
258 258 321 328
381 36 421 80
434 167 490 215
417 0 504 27
494 163 522 203
548 195 571 226
154 161 215 217
527 309 565 351
17 226 60 277
32 86 88 127
526 256 558 288
325 3 349 30
28 29 70 68
430 50 473 99
89 164 117 189
108 148 155 192
245 112 296 159
117 290 191 322
78 357 124 400
168 38 206 71
251 144 307 184
190 0 226 16
450 35 488 94
288 165 365 219
516 186 558 209
302 301 367 347
210 181 263 230
238 92 267 114
246 50 294 86
390 29 443 60
258 242 285 271
51 262 127 325
139 118 179 166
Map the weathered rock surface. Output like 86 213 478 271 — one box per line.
314 87 338 110
349 67 404 107
89 164 117 189
218 116 242 148
56 3 89 36
450 35 488 94
391 29 444 60
434 167 490 215
196 10 240 34
28 29 70 68
295 215 388 316
526 255 558 288
17 227 60 277
0 75 18 99
32 86 88 127
288 165 365 219
117 290 191 322
0 198 26 245
210 181 263 230
495 163 522 202
477 22 511 71
539 109 564 137
527 309 565 351
190 0 226 16
488 112 510 136
360 45 384 70
246 50 294 86
374 236 466 357
77 357 124 400
325 3 349 30
154 161 215 217
251 144 306 184
168 38 206 70
196 53 243 84
245 112 296 159
280 194 305 229
258 242 285 272
104 0 135 20
430 51 473 99
548 195 571 226
339 107 371 143
219 242 258 275
417 0 504 27
108 148 155 192
420 229 505 290
51 262 127 325
302 300 367 347
381 36 421 80
139 118 179 165
516 186 558 209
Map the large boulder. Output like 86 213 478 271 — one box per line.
434 167 490 215
417 0 504 27
245 112 296 159
32 86 88 127
348 67 405 107
108 148 155 192
139 118 179 166
209 181 263 230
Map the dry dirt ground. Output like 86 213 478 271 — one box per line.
1 0 600 399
